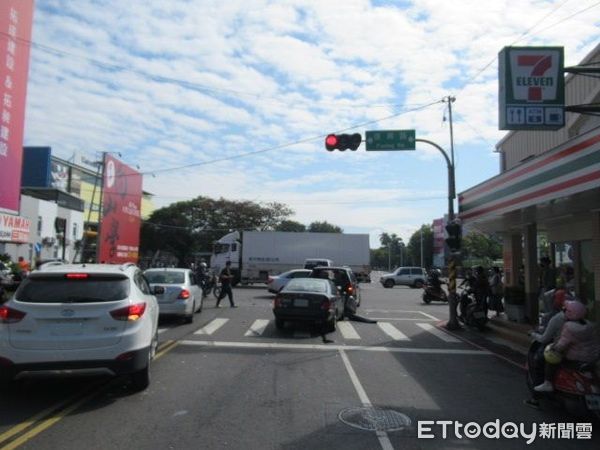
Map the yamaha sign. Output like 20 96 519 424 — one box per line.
499 46 565 130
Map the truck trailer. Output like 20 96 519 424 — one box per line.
210 231 371 284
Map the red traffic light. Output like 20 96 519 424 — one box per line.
324 133 362 151
325 134 339 151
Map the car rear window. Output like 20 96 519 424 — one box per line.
144 271 185 284
284 279 329 293
15 276 130 303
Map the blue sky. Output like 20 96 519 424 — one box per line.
23 0 599 247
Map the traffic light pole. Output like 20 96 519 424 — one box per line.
415 138 461 330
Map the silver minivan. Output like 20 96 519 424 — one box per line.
379 267 428 288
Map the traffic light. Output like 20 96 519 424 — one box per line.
445 222 462 253
325 133 362 151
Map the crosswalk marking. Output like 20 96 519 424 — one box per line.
338 321 361 340
416 323 461 343
244 319 270 336
194 318 229 335
377 322 410 341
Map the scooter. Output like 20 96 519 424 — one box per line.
458 288 488 331
526 339 600 419
422 282 448 304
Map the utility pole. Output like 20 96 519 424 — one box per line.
442 95 460 330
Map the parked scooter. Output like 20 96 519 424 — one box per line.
458 288 488 330
526 339 600 418
422 282 448 304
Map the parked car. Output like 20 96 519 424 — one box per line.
309 266 361 307
272 278 344 332
144 268 203 323
0 263 160 391
379 266 428 288
266 269 311 293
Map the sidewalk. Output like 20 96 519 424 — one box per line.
485 314 532 354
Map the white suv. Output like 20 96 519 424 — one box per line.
379 267 428 288
0 263 159 391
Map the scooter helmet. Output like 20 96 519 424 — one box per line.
544 344 563 365
564 300 586 321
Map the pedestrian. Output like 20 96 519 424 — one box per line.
488 267 504 316
216 261 236 308
473 266 490 313
17 256 30 276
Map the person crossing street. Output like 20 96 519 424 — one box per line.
216 261 236 308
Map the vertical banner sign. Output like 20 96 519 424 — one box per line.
499 46 565 130
0 1 34 214
98 156 143 264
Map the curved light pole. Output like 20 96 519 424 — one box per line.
415 138 460 330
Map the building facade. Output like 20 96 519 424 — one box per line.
459 44 600 323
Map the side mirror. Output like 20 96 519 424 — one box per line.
152 286 165 295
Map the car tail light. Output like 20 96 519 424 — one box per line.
110 303 146 321
273 296 282 308
65 273 89 279
115 351 135 361
0 306 26 323
321 299 331 310
178 289 190 299
0 356 14 367
346 285 354 294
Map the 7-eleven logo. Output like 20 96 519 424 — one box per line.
512 52 559 102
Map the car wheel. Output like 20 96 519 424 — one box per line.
325 315 337 333
130 331 156 392
414 279 424 289
384 279 394 288
184 300 195 324
275 318 285 330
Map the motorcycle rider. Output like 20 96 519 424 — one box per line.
534 301 600 392
427 269 443 292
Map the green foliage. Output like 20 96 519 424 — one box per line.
371 233 406 270
462 231 502 261
405 225 434 268
275 220 307 232
307 221 343 233
140 196 294 264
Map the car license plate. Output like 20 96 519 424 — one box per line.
473 311 485 319
294 298 308 307
585 394 600 410
51 321 83 336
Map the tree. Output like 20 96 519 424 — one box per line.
374 232 405 270
462 231 502 264
275 220 306 232
307 221 343 233
405 225 434 268
140 196 294 264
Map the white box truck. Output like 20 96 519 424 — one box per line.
210 231 371 284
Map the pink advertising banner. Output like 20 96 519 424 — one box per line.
0 0 34 214
98 155 143 264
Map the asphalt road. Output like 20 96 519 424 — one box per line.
1 277 598 449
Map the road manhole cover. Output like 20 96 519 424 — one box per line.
338 407 412 432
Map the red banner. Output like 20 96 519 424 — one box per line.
98 155 143 264
0 0 34 214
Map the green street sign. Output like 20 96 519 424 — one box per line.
365 130 416 151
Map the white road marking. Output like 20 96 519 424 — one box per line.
179 340 490 355
338 321 361 340
416 323 461 343
339 350 394 450
368 317 436 321
158 328 169 334
244 319 270 336
417 311 440 321
377 322 410 341
194 318 229 335
364 309 439 321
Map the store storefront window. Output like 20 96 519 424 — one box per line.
580 240 595 309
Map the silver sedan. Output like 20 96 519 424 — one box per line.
144 268 203 323
266 269 311 294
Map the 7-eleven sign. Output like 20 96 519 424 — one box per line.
499 46 565 130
